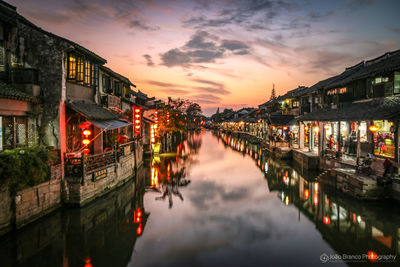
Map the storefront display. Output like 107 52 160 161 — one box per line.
373 120 395 158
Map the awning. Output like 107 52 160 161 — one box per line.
90 119 132 130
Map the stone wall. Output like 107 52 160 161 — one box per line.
15 179 62 229
0 180 13 235
17 21 69 148
292 149 320 170
65 153 136 206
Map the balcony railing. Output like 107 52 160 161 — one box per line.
65 140 137 178
117 140 135 160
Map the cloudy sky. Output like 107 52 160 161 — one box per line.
9 0 400 115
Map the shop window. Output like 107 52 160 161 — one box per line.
373 120 395 158
394 71 400 94
339 87 347 94
292 101 299 107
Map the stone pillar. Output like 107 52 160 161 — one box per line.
357 121 361 165
318 121 324 156
300 122 304 149
338 121 341 159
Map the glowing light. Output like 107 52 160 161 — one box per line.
283 126 288 130
135 125 141 129
82 148 90 154
78 121 92 129
284 196 289 205
367 251 378 262
323 216 331 225
136 224 142 235
82 139 90 146
84 257 93 267
135 109 140 113
314 182 319 193
369 125 379 133
135 114 140 118
313 194 319 206
303 189 309 200
83 129 92 136
314 126 319 133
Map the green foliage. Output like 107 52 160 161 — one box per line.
158 98 203 133
0 146 52 192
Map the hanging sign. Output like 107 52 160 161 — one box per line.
93 168 107 181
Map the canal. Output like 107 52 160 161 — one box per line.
1 130 399 266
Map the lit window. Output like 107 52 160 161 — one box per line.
84 61 91 85
77 57 84 83
394 71 400 94
68 54 76 80
339 87 347 94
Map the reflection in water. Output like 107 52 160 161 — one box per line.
217 131 400 266
147 131 201 208
1 130 400 266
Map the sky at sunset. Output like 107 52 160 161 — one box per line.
8 0 400 116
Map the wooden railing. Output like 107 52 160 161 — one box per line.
117 140 135 160
65 155 84 177
65 140 138 177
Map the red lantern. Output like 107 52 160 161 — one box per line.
82 139 90 146
304 189 309 200
313 195 319 206
78 121 92 129
369 125 379 133
323 216 331 225
82 148 90 154
136 224 142 235
83 129 92 137
367 251 378 262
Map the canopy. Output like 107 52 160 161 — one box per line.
90 119 131 130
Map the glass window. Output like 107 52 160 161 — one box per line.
394 71 400 94
15 117 27 146
84 60 91 85
102 74 107 93
76 57 84 83
68 54 76 80
1 117 28 149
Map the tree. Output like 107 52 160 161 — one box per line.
270 84 276 100
158 98 202 133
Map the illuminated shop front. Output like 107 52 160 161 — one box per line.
323 121 368 157
302 122 319 152
372 120 395 158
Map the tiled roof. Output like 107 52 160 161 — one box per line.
100 66 136 87
67 100 120 120
0 82 39 103
299 96 400 121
